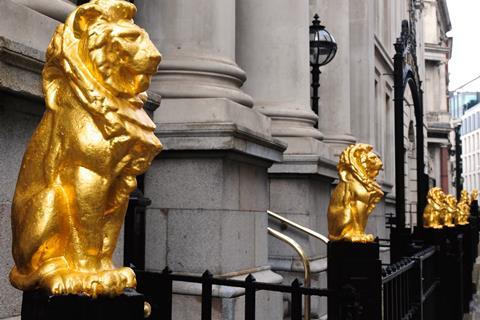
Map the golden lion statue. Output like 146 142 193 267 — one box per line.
423 187 445 229
443 195 457 227
10 0 162 297
327 144 384 243
471 189 478 204
455 190 470 225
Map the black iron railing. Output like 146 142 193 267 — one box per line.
382 257 419 319
381 246 438 320
135 268 344 320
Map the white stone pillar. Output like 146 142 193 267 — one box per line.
237 2 336 318
348 0 375 145
312 0 356 151
135 1 284 319
236 0 324 155
136 0 252 107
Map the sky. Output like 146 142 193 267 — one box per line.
446 0 480 92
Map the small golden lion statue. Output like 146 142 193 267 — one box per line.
471 189 478 204
327 144 384 243
455 190 470 225
423 187 445 229
443 194 457 227
10 0 162 297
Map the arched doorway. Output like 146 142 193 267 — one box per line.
391 20 429 260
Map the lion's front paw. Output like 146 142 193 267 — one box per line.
344 233 375 243
97 267 137 296
43 271 101 296
41 266 136 297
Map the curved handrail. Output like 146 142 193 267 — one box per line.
267 210 329 244
268 227 311 320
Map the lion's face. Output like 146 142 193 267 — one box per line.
86 20 161 97
64 0 161 98
428 188 445 211
363 151 382 179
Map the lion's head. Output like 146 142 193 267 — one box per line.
43 0 161 110
427 187 445 211
471 189 479 204
445 194 457 211
338 143 383 186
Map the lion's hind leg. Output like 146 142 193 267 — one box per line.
11 185 69 291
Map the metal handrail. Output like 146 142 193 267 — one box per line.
268 227 311 320
267 210 329 244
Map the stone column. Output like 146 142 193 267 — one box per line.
236 1 336 318
237 0 324 156
312 0 356 152
135 1 284 319
136 0 252 107
348 0 375 145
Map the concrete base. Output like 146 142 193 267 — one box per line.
267 174 333 258
144 152 279 274
143 99 286 319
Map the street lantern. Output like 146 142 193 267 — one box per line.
310 14 337 118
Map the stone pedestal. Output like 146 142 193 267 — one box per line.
21 289 144 320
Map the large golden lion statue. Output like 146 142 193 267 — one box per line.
327 144 384 243
10 0 162 297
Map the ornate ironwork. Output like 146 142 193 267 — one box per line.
393 16 428 235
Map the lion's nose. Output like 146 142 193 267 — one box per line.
149 52 161 69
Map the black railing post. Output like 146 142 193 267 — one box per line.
135 268 173 320
393 39 406 232
245 274 256 320
439 227 464 320
201 270 213 320
460 224 474 312
327 241 382 320
160 267 173 320
124 188 150 269
290 279 302 320
471 200 480 258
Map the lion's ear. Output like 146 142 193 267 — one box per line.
73 4 103 38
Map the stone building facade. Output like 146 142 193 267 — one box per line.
423 0 453 196
0 0 452 319
461 103 480 191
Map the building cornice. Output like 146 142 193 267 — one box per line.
437 0 452 33
425 42 450 60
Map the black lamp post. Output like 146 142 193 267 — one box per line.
309 14 337 119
